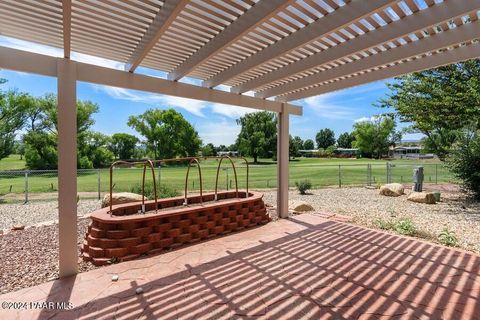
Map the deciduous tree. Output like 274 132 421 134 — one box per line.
379 60 480 160
236 111 277 164
315 128 335 149
128 109 202 159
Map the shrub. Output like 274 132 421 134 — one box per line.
446 130 480 199
438 227 458 247
374 218 394 230
130 182 179 199
295 179 312 195
394 218 416 236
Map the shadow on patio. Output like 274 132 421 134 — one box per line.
6 214 480 319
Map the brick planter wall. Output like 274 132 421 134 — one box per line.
81 191 269 266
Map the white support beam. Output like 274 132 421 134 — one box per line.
260 19 480 98
280 42 480 102
125 0 188 72
248 0 480 97
62 0 71 58
204 0 395 88
57 59 78 277
167 0 293 81
0 46 302 115
277 104 289 219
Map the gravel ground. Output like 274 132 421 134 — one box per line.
1 188 479 295
0 218 98 294
264 187 480 253
0 200 100 231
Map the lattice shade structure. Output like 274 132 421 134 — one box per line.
1 0 480 278
1 0 479 102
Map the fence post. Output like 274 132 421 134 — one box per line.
97 169 101 200
435 164 438 184
367 164 371 186
338 165 342 188
157 165 161 186
386 163 390 184
24 170 29 204
226 168 229 190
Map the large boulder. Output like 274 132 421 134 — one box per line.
288 200 314 214
407 192 436 204
379 183 405 197
101 192 145 208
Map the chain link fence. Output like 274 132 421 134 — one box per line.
0 163 455 203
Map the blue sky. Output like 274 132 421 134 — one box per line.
0 36 419 146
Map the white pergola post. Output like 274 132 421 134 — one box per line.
57 59 78 277
277 103 289 218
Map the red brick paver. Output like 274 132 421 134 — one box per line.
1 214 479 319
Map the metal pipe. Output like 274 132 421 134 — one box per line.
184 158 203 206
214 156 238 201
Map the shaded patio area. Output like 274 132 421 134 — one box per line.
1 214 479 319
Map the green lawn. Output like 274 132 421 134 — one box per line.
0 154 26 170
0 156 454 198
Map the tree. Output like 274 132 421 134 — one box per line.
0 80 29 160
353 116 399 159
110 133 139 160
289 135 303 159
315 128 335 149
81 132 114 168
378 60 480 160
22 94 102 169
128 108 202 159
446 129 480 199
201 143 216 156
337 132 355 148
303 139 315 150
236 111 277 163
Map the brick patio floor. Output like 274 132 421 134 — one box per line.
1 214 479 319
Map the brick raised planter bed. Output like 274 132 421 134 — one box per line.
81 191 269 266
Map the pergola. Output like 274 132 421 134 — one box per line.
1 0 479 278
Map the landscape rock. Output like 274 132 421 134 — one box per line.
111 275 119 282
379 183 405 197
11 225 25 231
101 192 145 208
407 192 436 204
136 287 144 294
288 200 314 213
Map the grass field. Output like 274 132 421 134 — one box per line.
0 155 454 199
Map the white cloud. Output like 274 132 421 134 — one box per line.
300 94 356 120
94 84 258 119
197 118 240 145
353 116 378 123
210 103 254 119
92 85 207 117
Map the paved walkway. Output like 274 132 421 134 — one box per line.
1 214 479 319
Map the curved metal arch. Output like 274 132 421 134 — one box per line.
237 157 249 197
142 159 158 213
109 160 148 216
214 156 238 201
184 158 203 206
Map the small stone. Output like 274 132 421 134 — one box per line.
11 225 25 231
135 287 144 294
379 183 404 197
111 275 119 282
407 192 436 204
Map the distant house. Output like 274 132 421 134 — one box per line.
391 146 435 159
298 149 318 157
334 148 359 157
